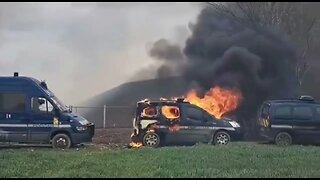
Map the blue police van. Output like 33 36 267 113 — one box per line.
0 72 94 149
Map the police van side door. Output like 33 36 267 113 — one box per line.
0 92 28 143
28 97 56 143
180 105 211 143
158 104 186 144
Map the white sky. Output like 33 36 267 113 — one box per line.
0 2 201 105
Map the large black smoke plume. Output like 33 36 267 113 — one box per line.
149 7 299 135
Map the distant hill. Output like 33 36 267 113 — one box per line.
76 76 190 128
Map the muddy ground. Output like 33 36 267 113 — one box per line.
92 128 133 147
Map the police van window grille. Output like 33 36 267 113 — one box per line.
0 93 26 113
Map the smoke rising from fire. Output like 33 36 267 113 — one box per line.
0 3 199 105
149 6 299 127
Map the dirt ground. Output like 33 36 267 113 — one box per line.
92 128 133 147
90 128 263 149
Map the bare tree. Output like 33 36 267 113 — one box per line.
207 2 318 87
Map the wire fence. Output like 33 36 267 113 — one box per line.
71 105 136 129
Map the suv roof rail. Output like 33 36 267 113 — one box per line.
298 95 314 101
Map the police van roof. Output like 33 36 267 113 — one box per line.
0 73 53 96
0 75 43 86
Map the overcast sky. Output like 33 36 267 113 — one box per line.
0 2 201 105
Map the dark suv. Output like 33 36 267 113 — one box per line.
258 95 320 146
130 98 243 148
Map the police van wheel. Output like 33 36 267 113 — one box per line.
275 132 292 146
213 131 231 145
143 132 160 148
52 133 72 149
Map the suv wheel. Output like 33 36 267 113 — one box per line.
52 133 72 149
213 131 231 145
143 132 160 148
275 132 292 146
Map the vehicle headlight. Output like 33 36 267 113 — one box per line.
229 121 240 128
76 126 87 131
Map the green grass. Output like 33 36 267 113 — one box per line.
1 142 320 178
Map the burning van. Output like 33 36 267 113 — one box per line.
129 98 243 148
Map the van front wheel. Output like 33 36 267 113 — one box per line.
52 133 72 149
213 131 231 145
275 132 292 146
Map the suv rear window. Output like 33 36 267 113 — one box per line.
292 106 313 120
274 106 291 119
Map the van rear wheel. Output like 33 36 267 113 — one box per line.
143 132 160 148
52 133 72 149
275 132 292 146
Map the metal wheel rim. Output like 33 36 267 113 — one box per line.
56 137 67 148
216 133 229 145
145 134 159 146
277 134 290 146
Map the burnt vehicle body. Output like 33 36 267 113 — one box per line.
131 98 243 147
258 95 320 146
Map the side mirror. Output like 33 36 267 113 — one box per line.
54 108 60 116
68 105 73 113
38 98 45 105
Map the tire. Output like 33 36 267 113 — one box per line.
142 132 160 148
52 133 72 149
275 132 292 146
213 131 231 145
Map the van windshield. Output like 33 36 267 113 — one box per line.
35 79 70 112
50 96 69 112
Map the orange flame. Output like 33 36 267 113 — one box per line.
129 142 143 148
161 106 180 120
185 86 242 119
168 124 181 132
129 132 143 148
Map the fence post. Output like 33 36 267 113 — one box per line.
103 105 106 129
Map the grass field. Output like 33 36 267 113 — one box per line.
1 142 320 178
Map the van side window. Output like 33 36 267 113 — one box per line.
186 107 203 122
292 106 313 120
141 106 158 118
316 107 320 115
203 112 213 122
31 97 54 114
274 106 291 119
0 93 26 113
161 106 180 119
